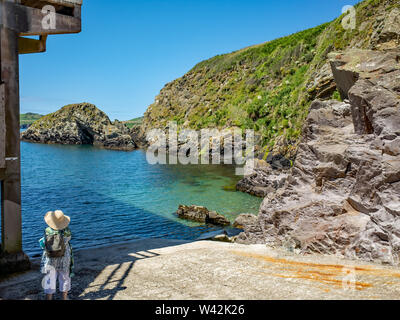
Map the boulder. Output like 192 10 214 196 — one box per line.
207 210 231 226
177 205 209 223
242 49 400 265
176 205 230 226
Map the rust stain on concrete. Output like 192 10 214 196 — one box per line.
232 250 400 291
271 272 372 290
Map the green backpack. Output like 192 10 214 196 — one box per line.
45 229 66 258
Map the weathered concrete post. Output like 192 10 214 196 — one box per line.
0 5 29 273
0 0 82 275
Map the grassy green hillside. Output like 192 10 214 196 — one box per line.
123 117 143 129
142 0 399 158
20 113 43 127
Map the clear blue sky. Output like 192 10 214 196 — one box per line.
19 0 360 121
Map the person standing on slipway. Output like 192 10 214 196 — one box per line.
39 210 74 300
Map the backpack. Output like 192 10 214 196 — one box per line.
45 229 66 258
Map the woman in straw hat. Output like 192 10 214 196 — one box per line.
40 210 74 300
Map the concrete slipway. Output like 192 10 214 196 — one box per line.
1 239 400 300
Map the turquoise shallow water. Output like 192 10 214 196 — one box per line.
13 142 262 257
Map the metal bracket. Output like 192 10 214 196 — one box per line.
18 35 47 54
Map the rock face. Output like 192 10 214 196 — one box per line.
236 159 288 197
239 49 400 265
21 103 137 151
177 205 230 226
370 8 400 49
233 214 258 229
306 62 336 100
329 49 400 100
130 125 148 149
144 125 259 165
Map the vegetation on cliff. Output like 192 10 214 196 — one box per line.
123 117 144 129
20 113 43 128
141 0 400 158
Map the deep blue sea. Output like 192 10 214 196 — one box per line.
7 142 262 257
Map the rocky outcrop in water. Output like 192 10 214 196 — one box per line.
238 49 400 265
177 205 230 226
21 103 137 151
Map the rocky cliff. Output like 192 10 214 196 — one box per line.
21 103 137 151
140 0 400 159
237 48 400 265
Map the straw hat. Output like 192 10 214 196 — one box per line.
44 210 70 230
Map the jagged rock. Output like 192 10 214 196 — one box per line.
370 8 400 49
21 103 137 151
269 135 299 160
306 62 337 100
329 49 400 100
348 79 400 136
236 160 288 197
266 154 291 170
242 49 400 265
176 205 208 223
380 8 400 42
208 210 231 226
176 205 230 226
233 214 258 229
130 125 148 149
100 134 137 151
234 213 264 245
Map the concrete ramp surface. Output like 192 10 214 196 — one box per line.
1 239 400 300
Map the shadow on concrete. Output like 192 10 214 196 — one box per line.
0 238 193 300
71 239 193 300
